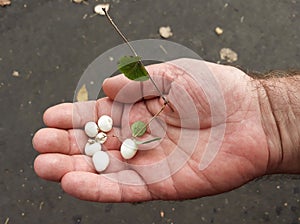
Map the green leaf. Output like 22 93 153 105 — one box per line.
118 56 149 81
131 121 147 137
135 137 161 145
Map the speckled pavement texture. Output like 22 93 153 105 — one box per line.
0 0 299 223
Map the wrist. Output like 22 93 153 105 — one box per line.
256 72 300 174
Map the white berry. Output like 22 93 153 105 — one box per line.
94 4 109 15
98 115 113 132
84 122 99 138
85 140 101 156
120 139 138 160
92 151 110 172
95 132 107 144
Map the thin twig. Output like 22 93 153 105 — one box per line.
133 104 166 137
102 8 172 109
102 8 137 56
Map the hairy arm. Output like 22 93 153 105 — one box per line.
256 71 300 174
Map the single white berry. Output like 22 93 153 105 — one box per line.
94 3 109 15
85 140 101 156
95 132 107 144
92 151 110 172
84 121 99 138
98 115 113 132
120 138 138 160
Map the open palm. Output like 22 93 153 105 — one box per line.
33 58 269 202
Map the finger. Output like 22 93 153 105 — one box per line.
61 170 152 202
43 102 96 129
43 98 123 129
33 128 87 155
102 63 176 103
33 128 122 155
34 151 126 182
34 154 94 181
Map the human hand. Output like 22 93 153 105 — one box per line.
33 58 271 202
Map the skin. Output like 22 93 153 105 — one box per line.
32 58 296 202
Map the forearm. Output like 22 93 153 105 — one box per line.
256 71 300 174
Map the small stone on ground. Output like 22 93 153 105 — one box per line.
220 48 238 63
215 27 223 35
159 26 173 39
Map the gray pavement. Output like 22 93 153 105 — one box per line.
0 0 299 223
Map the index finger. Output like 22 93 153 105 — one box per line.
43 97 123 129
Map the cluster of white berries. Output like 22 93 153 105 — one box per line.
84 115 139 173
84 115 113 172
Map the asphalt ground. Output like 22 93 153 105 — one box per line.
0 0 299 223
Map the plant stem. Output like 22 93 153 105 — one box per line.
102 8 138 56
133 104 166 137
102 8 171 109
135 137 161 145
